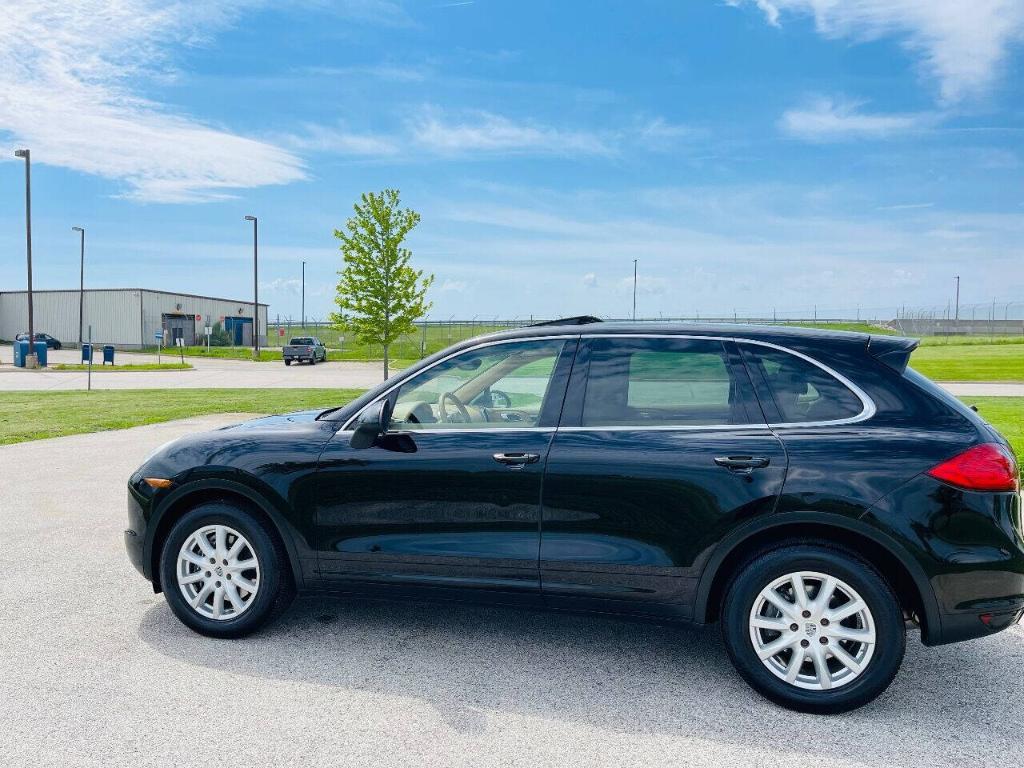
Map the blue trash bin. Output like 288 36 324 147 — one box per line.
33 340 47 367
13 339 28 367
102 345 115 365
82 343 93 363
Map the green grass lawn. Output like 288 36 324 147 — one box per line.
51 363 193 371
965 397 1024 466
911 343 1024 382
0 388 364 445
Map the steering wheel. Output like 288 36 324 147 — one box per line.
439 392 472 423
489 389 513 408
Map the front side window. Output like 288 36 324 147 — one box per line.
389 339 567 430
741 344 864 423
581 338 755 427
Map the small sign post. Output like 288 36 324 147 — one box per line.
87 325 93 392
154 330 163 364
176 336 185 364
204 325 212 352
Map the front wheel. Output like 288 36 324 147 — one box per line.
159 501 294 638
721 544 905 713
284 359 292 366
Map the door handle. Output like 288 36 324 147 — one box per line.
493 452 540 467
714 456 770 473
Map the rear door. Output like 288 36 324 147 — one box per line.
539 335 788 617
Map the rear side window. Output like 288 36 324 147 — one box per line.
742 345 864 424
582 338 756 427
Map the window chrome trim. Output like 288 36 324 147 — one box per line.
339 334 578 431
341 332 876 433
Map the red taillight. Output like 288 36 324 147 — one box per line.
927 443 1019 492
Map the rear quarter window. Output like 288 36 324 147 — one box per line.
742 344 866 424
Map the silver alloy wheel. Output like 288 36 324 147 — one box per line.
749 570 876 691
176 525 260 621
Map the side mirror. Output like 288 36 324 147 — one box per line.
350 399 392 449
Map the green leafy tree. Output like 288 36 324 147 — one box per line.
330 189 434 379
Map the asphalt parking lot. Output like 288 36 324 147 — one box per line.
0 344 385 391
1 416 1023 768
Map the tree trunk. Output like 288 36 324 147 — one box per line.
383 344 389 380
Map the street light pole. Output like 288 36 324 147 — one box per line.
954 275 960 324
632 259 638 321
301 260 306 329
244 215 259 356
73 226 85 345
14 149 35 367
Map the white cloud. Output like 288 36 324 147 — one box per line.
582 272 598 288
732 0 1024 102
410 108 614 156
281 123 400 156
779 98 936 140
439 279 469 292
0 1 308 202
618 275 670 296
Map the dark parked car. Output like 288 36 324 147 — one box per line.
16 332 61 349
125 319 1021 713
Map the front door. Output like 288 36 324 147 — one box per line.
314 337 576 602
540 336 787 617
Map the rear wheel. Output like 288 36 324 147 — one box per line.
159 501 294 638
721 543 905 713
284 359 292 366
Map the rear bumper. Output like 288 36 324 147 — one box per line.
866 477 1024 646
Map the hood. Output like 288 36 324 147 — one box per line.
219 409 324 431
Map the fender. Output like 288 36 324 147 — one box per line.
692 510 942 643
146 476 307 591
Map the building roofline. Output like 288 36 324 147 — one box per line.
0 287 268 307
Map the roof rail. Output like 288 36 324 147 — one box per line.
529 315 603 327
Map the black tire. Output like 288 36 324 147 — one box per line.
159 501 295 638
721 543 905 714
284 359 292 366
309 356 316 365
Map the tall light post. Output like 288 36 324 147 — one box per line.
632 259 638 321
301 260 306 329
954 275 960 324
244 215 259 356
14 149 36 367
72 226 85 345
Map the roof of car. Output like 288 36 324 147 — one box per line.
486 321 883 345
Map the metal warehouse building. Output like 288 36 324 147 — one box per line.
0 288 268 349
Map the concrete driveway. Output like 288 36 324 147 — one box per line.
1 416 1022 767
0 344 386 391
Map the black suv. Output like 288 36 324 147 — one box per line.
125 321 1021 712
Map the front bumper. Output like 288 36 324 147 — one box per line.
124 485 150 578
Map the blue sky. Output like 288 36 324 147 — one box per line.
1 0 1022 321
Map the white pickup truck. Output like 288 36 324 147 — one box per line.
282 337 327 365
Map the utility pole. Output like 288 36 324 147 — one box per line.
301 260 306 330
244 215 259 357
954 275 960 323
73 226 85 345
14 149 36 367
632 259 638 321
